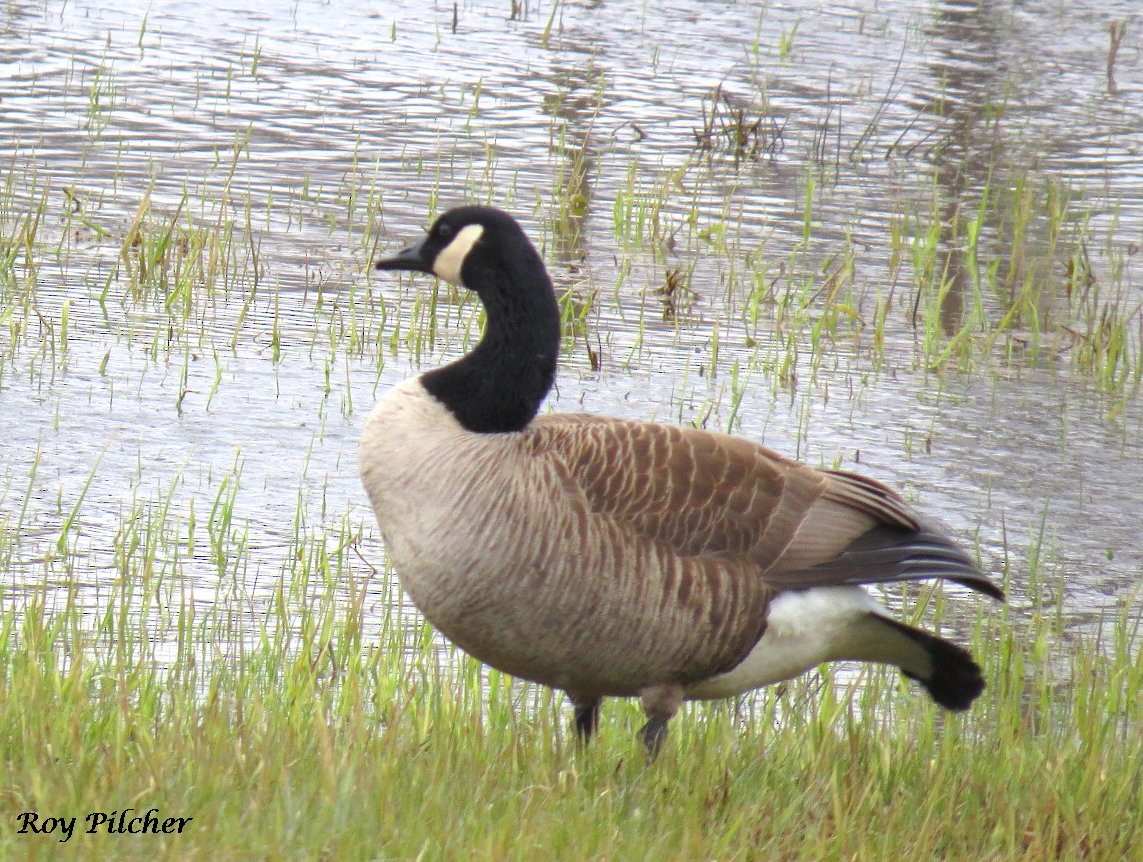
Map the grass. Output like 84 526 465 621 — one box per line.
1 523 1139 860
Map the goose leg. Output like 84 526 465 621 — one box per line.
638 716 670 756
638 684 684 759
570 695 601 743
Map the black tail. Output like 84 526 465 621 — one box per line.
880 617 985 711
766 524 1005 601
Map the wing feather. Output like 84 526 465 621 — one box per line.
528 413 1001 600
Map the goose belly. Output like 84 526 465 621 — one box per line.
369 472 714 696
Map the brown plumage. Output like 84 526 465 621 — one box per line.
363 206 1003 756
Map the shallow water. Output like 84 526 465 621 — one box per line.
2 0 1140 665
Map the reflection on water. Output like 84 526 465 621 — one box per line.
1 0 1140 658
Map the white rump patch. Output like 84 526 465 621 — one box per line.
686 586 887 699
432 223 485 286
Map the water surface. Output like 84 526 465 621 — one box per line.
2 0 1140 664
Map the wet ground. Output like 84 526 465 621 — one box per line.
1 0 1140 656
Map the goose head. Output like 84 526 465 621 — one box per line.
375 205 547 293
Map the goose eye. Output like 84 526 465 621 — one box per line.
437 221 454 240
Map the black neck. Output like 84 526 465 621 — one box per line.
421 258 561 434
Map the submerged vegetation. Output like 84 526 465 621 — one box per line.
1 0 1141 859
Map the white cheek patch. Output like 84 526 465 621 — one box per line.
432 224 485 286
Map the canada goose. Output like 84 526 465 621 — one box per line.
361 206 1002 755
